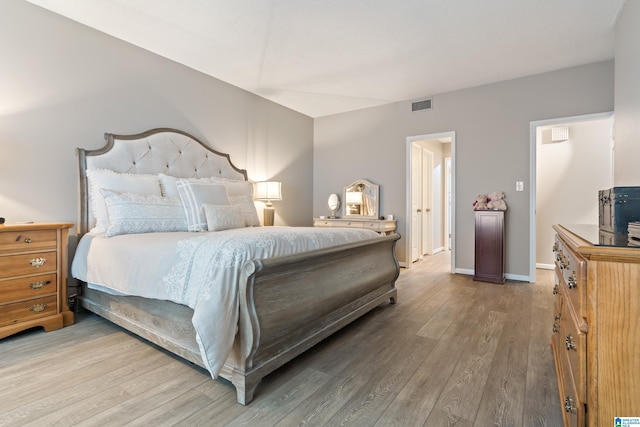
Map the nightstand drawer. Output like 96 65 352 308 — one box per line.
0 273 57 303
0 229 57 254
0 294 58 327
0 251 57 278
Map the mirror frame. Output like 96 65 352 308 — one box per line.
327 193 340 218
344 179 379 219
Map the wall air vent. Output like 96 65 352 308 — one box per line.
412 98 432 112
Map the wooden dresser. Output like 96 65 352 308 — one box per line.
0 222 74 339
313 217 396 235
551 224 640 426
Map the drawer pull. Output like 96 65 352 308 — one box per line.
565 334 577 351
552 242 558 253
24 238 32 243
29 303 47 313
567 272 577 289
29 280 51 290
564 396 576 413
552 323 559 333
29 257 46 268
552 284 558 295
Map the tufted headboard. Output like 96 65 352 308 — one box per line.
77 128 248 235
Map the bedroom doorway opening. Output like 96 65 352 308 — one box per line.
406 131 455 273
529 112 613 280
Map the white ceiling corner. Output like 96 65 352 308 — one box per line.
25 0 626 118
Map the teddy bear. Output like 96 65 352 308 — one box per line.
473 194 488 210
487 191 507 211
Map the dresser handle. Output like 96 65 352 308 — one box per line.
29 303 47 313
29 280 51 290
24 238 32 243
29 257 46 268
552 323 559 333
565 334 577 351
552 242 558 253
564 396 576 413
567 272 577 289
552 284 558 295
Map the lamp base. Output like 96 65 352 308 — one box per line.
263 207 275 226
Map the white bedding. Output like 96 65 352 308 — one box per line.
71 226 380 377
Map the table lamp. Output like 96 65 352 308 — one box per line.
255 181 282 226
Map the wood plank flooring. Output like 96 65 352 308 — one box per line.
0 252 563 426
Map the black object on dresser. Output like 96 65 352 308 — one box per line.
598 186 640 234
473 210 505 284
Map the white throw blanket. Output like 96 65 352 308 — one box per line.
71 226 379 376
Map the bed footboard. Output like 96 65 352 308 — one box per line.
229 233 400 404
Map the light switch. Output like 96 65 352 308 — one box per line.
516 181 524 191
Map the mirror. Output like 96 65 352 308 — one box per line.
327 193 340 218
344 179 379 218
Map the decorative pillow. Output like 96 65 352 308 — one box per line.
203 203 245 232
228 194 261 227
100 189 188 237
211 178 254 198
159 174 212 198
176 180 230 232
87 169 162 234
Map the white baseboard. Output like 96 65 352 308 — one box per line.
454 269 532 283
536 263 555 270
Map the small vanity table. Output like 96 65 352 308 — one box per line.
314 179 396 235
313 217 396 235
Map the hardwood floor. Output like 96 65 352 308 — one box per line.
0 252 563 426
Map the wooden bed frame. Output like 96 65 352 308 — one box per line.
75 128 400 404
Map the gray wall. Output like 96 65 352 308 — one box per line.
0 0 313 237
314 61 614 275
614 0 640 185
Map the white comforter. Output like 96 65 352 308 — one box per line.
71 226 380 377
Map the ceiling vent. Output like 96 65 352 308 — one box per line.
551 126 569 142
412 98 432 112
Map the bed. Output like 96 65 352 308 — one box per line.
71 128 400 404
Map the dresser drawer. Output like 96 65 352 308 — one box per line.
0 251 57 278
553 235 586 319
0 229 57 254
560 352 584 427
0 273 57 303
0 294 58 327
363 221 385 231
559 298 586 402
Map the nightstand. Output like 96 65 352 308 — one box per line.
0 222 74 339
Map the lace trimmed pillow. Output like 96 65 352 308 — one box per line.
211 178 260 227
100 189 187 237
176 180 230 232
87 169 162 234
203 203 245 231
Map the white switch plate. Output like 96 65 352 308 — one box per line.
516 181 524 191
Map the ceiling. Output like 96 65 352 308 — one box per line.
26 0 625 118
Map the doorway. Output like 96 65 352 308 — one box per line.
406 131 456 272
529 112 614 279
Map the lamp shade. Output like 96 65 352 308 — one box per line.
255 181 282 202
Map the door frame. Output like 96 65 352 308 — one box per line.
528 111 613 281
405 131 456 272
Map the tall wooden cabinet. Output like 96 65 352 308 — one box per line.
551 224 640 426
474 211 505 284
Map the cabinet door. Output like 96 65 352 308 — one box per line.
474 211 505 283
